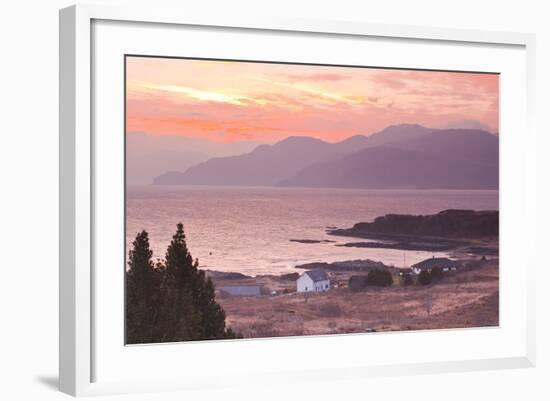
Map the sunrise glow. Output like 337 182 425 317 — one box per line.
126 57 499 143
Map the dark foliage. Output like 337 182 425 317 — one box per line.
418 270 432 286
223 327 243 339
401 273 414 286
366 268 394 287
126 231 157 344
280 272 300 281
126 224 240 344
430 266 444 280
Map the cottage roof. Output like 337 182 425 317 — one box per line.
412 257 460 270
303 269 329 282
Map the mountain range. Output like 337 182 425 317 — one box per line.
152 124 499 190
126 132 262 185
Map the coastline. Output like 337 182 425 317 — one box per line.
206 209 499 338
210 256 499 338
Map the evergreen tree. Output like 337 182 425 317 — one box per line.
126 230 155 344
163 223 232 341
165 223 196 289
126 224 241 343
162 223 202 342
194 270 227 339
155 270 200 342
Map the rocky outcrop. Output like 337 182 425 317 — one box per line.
329 209 498 239
295 259 387 272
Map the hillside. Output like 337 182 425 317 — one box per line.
278 128 498 189
359 123 436 147
153 136 361 186
153 125 499 189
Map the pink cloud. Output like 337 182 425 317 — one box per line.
126 57 499 143
280 72 349 82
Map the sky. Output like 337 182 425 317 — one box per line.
126 56 499 144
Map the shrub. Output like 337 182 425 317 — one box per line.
280 272 300 281
418 270 432 285
366 268 394 287
349 275 369 291
401 273 414 286
223 327 243 339
430 267 443 280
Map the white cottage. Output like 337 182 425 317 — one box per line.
296 269 330 293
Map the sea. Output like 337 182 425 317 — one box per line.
126 186 498 276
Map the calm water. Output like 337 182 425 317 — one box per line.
126 186 498 276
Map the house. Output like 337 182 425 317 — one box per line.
296 269 330 293
218 285 262 297
411 257 460 275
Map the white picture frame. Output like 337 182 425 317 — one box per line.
59 4 536 397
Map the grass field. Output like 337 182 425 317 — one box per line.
213 259 499 338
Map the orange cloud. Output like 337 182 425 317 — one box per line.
125 57 499 143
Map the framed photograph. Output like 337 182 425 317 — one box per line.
59 4 536 396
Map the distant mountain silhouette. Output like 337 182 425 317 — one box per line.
360 124 436 148
153 125 499 189
279 129 498 189
153 136 360 186
127 131 262 185
392 129 498 165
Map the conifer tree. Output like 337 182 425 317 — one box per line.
126 230 155 344
127 224 241 343
163 223 236 341
165 223 196 288
162 223 201 341
155 270 200 342
194 269 227 339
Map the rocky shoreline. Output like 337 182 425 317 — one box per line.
335 238 463 252
208 209 498 285
289 239 336 244
327 209 498 254
328 209 498 237
294 259 387 272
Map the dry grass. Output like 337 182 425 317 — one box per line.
215 259 499 338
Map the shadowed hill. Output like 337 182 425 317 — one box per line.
153 125 499 189
278 128 498 189
153 136 359 186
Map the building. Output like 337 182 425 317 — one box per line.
296 269 330 293
411 257 460 275
218 285 262 297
